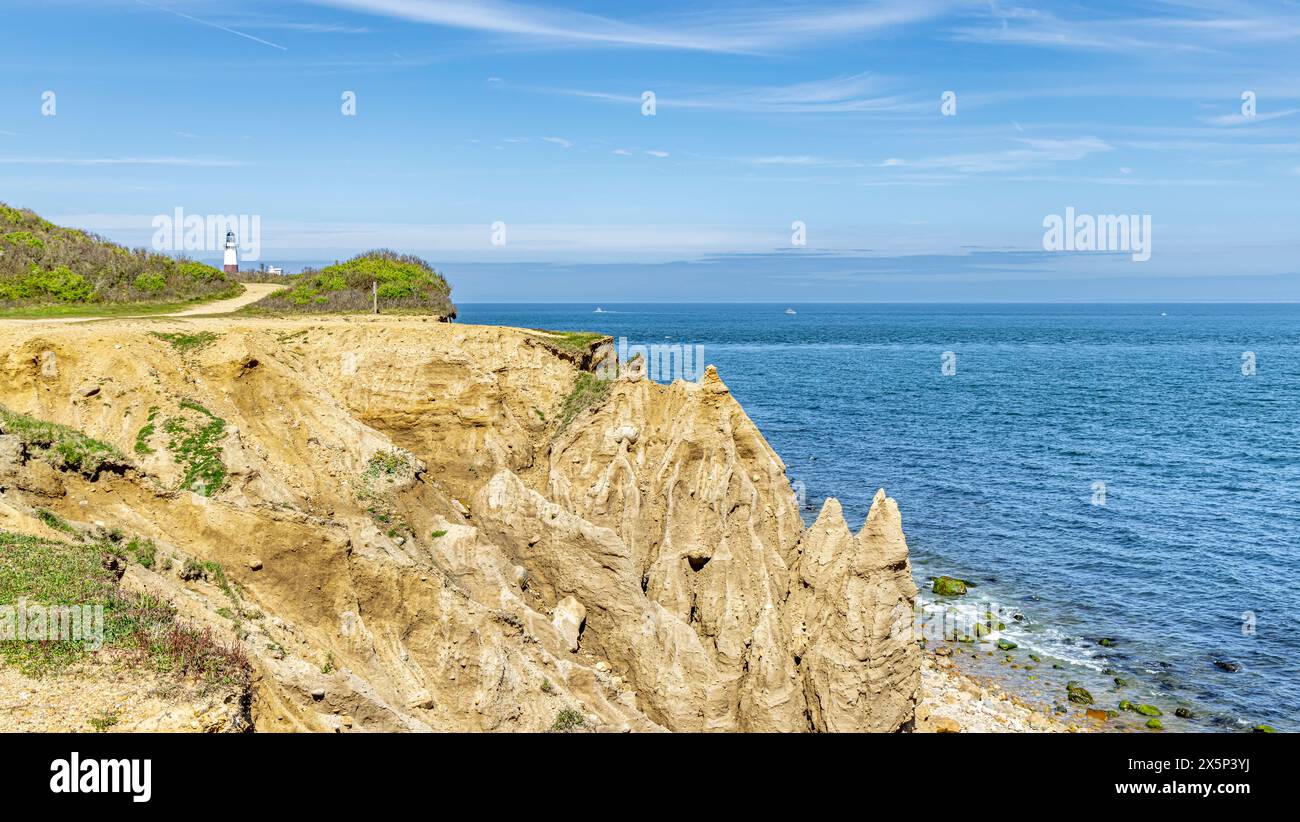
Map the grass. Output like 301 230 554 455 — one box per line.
430 530 448 539
556 372 612 433
0 290 241 320
125 537 156 570
151 331 219 354
0 530 250 688
0 404 125 476
531 330 608 355
161 399 227 496
35 508 76 534
549 708 585 732
89 710 120 732
134 407 159 455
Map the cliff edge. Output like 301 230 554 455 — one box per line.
0 316 920 732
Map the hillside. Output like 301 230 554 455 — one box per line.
246 250 456 318
0 203 240 312
0 315 918 732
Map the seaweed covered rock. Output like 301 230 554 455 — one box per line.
1066 681 1094 705
931 576 967 596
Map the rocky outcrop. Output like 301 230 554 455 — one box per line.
0 315 921 732
789 493 919 732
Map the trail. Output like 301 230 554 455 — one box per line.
0 283 284 325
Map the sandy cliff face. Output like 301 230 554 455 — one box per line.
0 316 919 732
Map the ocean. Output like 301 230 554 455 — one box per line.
458 303 1299 731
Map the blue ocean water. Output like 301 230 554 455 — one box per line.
458 303 1299 731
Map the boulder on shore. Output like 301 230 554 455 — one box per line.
931 576 967 596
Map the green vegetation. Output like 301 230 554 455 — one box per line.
531 330 608 355
549 708 585 732
1066 681 1094 705
35 508 76 534
364 450 411 479
151 331 219 354
161 399 227 496
356 450 416 536
556 372 612 433
134 407 159 455
0 203 240 312
89 710 120 732
246 250 455 317
931 576 968 596
0 404 125 476
430 530 448 539
0 530 249 688
125 537 156 570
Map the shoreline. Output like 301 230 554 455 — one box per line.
918 654 1077 732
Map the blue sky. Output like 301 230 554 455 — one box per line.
1 0 1298 301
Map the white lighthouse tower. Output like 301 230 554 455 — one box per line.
223 230 238 274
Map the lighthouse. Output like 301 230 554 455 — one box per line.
223 230 238 274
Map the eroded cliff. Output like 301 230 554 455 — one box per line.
0 316 919 732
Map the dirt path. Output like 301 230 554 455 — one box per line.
1 282 284 325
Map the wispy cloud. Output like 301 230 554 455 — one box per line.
881 137 1113 173
1201 108 1300 126
644 150 670 158
134 0 288 50
518 73 927 115
541 136 573 148
306 0 955 53
951 1 1300 53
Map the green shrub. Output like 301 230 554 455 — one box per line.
549 708 585 732
249 250 455 316
134 272 167 292
0 202 238 309
2 231 45 250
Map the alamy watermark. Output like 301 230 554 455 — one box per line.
50 752 151 803
1043 206 1151 262
1 599 104 650
151 208 261 261
595 336 706 383
941 90 956 116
